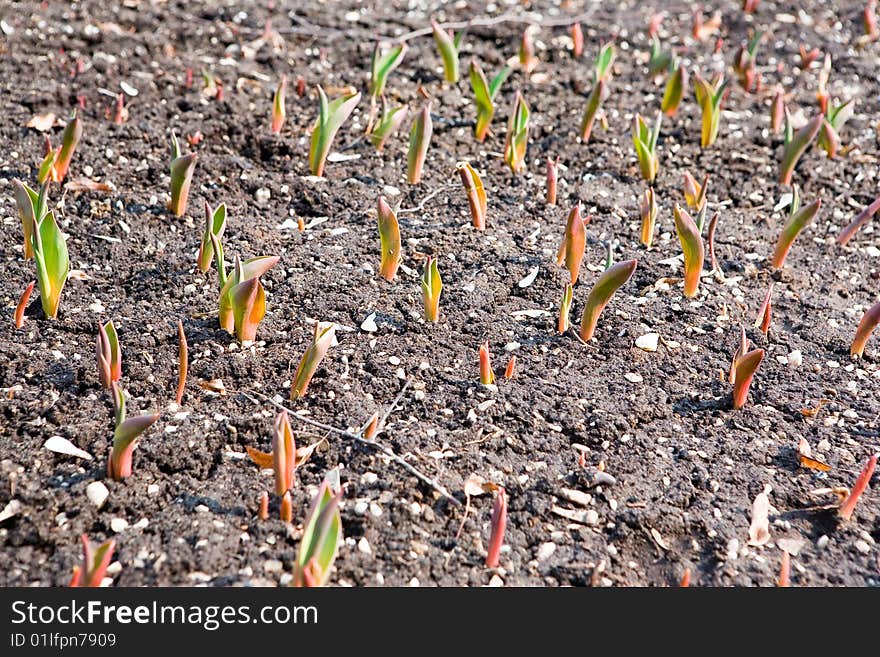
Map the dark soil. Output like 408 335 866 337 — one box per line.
1 0 879 587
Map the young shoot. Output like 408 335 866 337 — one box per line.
377 196 402 282
732 348 764 410
108 383 159 481
431 19 464 83
779 114 822 185
504 91 530 173
370 41 407 99
468 60 510 142
579 259 638 342
271 75 287 133
293 476 343 587
580 43 615 142
673 204 704 298
96 320 122 389
169 132 197 217
407 103 433 184
640 187 658 249
421 256 443 322
457 162 487 230
694 72 728 148
197 201 227 274
771 189 821 268
291 322 336 400
309 86 361 177
69 535 115 588
479 341 495 386
632 112 662 182
370 98 407 152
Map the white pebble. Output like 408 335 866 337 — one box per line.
85 482 109 509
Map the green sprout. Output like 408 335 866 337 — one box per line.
504 91 530 173
197 201 227 274
422 256 443 322
469 59 510 142
673 204 704 298
632 112 662 182
580 43 615 142
771 187 821 268
579 259 638 342
370 98 408 152
779 114 822 185
661 63 688 116
213 236 279 342
291 322 336 400
309 86 361 177
96 320 122 390
431 18 464 83
293 475 343 587
31 209 69 319
817 99 854 159
370 40 407 99
640 186 658 249
69 535 115 588
271 75 287 133
693 72 728 148
377 196 402 281
457 161 487 230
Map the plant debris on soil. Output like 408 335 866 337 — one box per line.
1 0 879 587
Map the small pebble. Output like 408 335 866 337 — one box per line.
110 517 128 533
537 542 556 561
85 482 109 509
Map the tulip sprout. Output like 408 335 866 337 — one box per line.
108 383 159 480
422 256 443 322
69 535 115 588
479 341 495 386
293 476 343 587
632 112 662 182
771 188 821 268
661 63 688 116
779 115 822 185
579 259 638 342
580 43 615 142
851 300 880 358
97 320 122 389
732 349 764 409
431 19 464 83
457 162 487 230
377 196 402 282
370 98 407 152
640 187 658 249
557 204 587 285
271 75 287 133
469 60 510 142
485 487 507 568
407 103 433 184
673 204 704 298
504 91 530 173
309 86 361 177
694 73 728 148
198 201 227 274
370 41 407 99
291 322 336 400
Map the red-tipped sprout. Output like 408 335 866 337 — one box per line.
51 110 82 183
271 75 287 133
377 196 402 281
707 212 720 273
640 187 658 249
851 300 880 358
778 551 791 587
648 12 664 38
673 205 705 298
771 190 821 268
15 281 35 329
486 487 507 568
108 383 159 480
431 18 463 83
632 112 662 182
683 172 706 211
407 103 433 184
661 63 688 116
519 27 539 74
728 325 750 384
771 86 785 133
732 31 762 93
169 132 197 217
817 99 854 159
176 319 188 405
800 44 821 68
112 93 128 125
97 320 122 389
732 348 764 410
280 491 293 523
291 322 336 400
680 568 691 587
273 410 297 496
362 412 380 440
692 6 721 42
743 0 760 14
838 453 877 521
571 22 584 57
546 156 559 206
837 193 880 246
216 253 279 340
309 86 361 177
479 341 495 386
557 204 587 285
558 282 573 333
31 210 69 320
69 534 115 588
504 92 530 173
198 201 227 274
258 491 269 521
779 114 822 185
457 162 487 230
421 256 443 322
580 44 615 142
369 98 407 152
504 356 516 380
293 476 343 587
864 0 879 42
579 259 638 342
754 283 773 337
